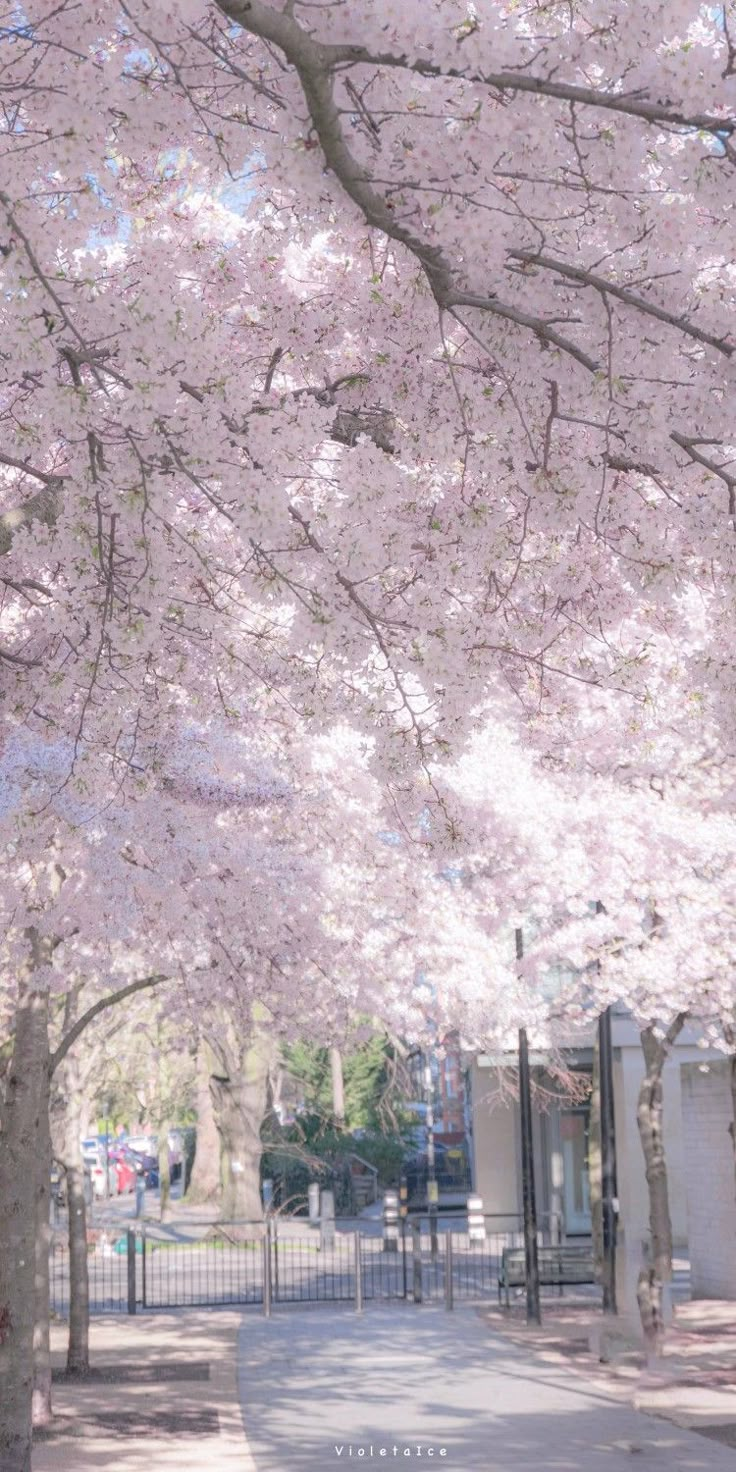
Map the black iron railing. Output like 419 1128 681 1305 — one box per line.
49 1215 599 1316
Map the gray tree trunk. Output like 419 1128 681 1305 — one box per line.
0 988 50 1472
636 1016 686 1362
53 1060 90 1375
330 1047 345 1126
186 1041 222 1205
208 1015 276 1226
32 1092 53 1429
730 1053 736 1198
158 1124 172 1224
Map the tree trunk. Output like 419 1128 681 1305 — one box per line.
730 1053 736 1200
158 1125 172 1224
52 1060 90 1376
209 1020 275 1226
589 1034 604 1280
636 1016 686 1362
65 1160 90 1375
32 1093 53 1429
186 1041 222 1205
0 989 50 1472
330 1046 345 1127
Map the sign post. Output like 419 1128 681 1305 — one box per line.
516 928 541 1325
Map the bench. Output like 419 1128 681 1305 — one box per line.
498 1244 596 1306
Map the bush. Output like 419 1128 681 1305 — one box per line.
261 1115 408 1214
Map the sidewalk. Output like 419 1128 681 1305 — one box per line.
238 1304 736 1470
34 1312 254 1472
481 1295 736 1442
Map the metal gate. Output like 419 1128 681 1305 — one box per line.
50 1217 571 1316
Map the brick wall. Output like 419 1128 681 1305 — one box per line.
681 1061 736 1299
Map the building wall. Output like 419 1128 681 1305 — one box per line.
469 1025 725 1250
681 1061 736 1298
613 1035 720 1249
468 1060 520 1222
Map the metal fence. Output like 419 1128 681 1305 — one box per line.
50 1215 596 1317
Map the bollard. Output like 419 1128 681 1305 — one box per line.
467 1194 486 1243
444 1231 454 1311
354 1232 363 1314
411 1221 423 1303
135 1174 145 1219
263 1226 272 1318
308 1181 320 1225
320 1188 335 1250
382 1189 399 1253
126 1229 137 1315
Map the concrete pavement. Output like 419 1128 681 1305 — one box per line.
238 1304 736 1472
34 1311 254 1472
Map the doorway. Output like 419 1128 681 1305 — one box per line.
560 1107 591 1234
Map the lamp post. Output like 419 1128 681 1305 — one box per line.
516 928 541 1324
598 1004 618 1313
424 1059 439 1261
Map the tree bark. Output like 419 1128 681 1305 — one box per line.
31 1092 53 1429
208 1015 276 1226
330 1046 345 1127
0 988 50 1472
52 1058 90 1376
158 1124 172 1224
636 1015 686 1362
186 1041 222 1205
730 1053 736 1202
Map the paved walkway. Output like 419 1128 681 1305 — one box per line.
35 1312 253 1472
238 1305 736 1472
485 1296 736 1434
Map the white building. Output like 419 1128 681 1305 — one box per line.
680 1060 736 1298
468 1010 726 1254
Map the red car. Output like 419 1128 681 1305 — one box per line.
108 1147 137 1194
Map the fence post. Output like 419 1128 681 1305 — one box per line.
354 1232 363 1314
126 1229 137 1315
263 1224 272 1318
411 1221 422 1304
444 1231 454 1311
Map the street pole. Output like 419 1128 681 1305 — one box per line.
598 1003 618 1313
104 1113 110 1200
425 1059 438 1261
516 928 541 1325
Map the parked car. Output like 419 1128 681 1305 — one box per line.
128 1149 159 1188
127 1133 157 1157
88 1158 118 1199
108 1147 137 1194
127 1133 182 1182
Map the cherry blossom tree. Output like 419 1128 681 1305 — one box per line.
2 4 736 1465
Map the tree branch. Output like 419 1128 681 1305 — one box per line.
0 480 62 555
49 973 172 1074
509 250 734 358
